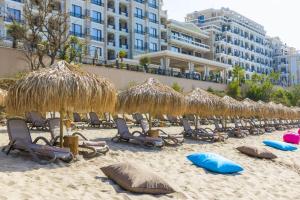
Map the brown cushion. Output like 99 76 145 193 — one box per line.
237 146 277 159
101 162 175 194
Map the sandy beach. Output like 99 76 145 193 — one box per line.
0 125 299 200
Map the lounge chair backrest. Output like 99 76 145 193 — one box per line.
89 112 100 124
73 113 82 122
115 118 132 138
181 118 192 132
133 113 144 123
140 119 150 133
7 118 32 143
25 112 32 123
48 118 68 139
30 111 45 122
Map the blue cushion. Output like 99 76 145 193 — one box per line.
187 153 243 174
263 140 298 151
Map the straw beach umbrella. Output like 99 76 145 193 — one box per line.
6 61 117 147
185 88 224 128
241 98 260 117
117 78 186 130
221 95 244 117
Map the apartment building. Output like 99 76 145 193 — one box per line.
0 0 167 62
185 8 275 80
134 19 230 81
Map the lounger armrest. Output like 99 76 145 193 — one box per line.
132 131 143 137
156 129 168 136
204 128 215 133
72 132 88 140
33 136 52 146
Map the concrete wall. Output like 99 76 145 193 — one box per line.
0 47 226 91
0 47 29 77
84 66 227 91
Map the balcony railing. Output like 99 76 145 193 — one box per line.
171 35 210 50
70 31 85 38
70 12 84 18
134 14 144 19
91 0 104 6
135 29 145 34
91 18 104 24
91 36 104 42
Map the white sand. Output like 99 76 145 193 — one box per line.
0 126 299 200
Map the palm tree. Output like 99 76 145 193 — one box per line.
232 66 245 85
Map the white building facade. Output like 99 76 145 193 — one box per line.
185 8 285 81
0 0 167 63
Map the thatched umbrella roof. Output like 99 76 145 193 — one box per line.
0 88 7 107
266 102 279 118
185 88 224 117
6 61 117 147
221 96 244 117
6 61 116 114
117 78 186 117
241 98 259 117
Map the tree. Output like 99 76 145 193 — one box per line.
139 56 150 67
7 0 70 70
119 50 127 62
232 66 245 85
227 80 241 99
6 22 25 48
269 71 280 84
270 88 291 106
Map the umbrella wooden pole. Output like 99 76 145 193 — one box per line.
195 115 198 130
60 110 64 148
149 114 152 131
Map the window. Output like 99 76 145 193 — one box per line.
135 39 144 50
91 0 103 6
149 27 157 38
149 13 157 23
6 8 21 22
135 23 143 34
71 23 83 37
135 8 143 18
90 46 102 57
198 15 205 23
171 46 180 53
71 4 82 18
91 11 102 23
149 43 157 52
91 28 102 41
149 0 158 8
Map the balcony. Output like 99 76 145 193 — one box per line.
119 27 128 33
134 14 144 19
91 0 104 6
107 41 115 47
108 7 115 13
70 31 85 38
149 3 158 9
135 46 145 51
149 19 158 24
108 24 115 29
91 18 104 24
135 0 145 4
119 10 128 17
70 12 84 19
135 29 145 35
170 35 210 52
149 34 158 38
120 44 128 49
91 36 104 42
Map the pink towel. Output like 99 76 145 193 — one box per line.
283 133 300 145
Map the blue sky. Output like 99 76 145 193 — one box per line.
163 0 300 50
